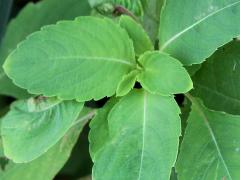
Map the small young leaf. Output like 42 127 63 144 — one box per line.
0 108 90 180
0 0 91 99
137 51 193 95
89 98 118 160
159 0 240 65
116 70 139 96
4 17 136 101
177 96 240 179
192 41 240 115
119 15 153 56
93 90 181 180
1 97 83 163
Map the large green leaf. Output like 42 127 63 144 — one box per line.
192 41 240 115
0 108 91 180
177 96 240 179
93 90 181 180
137 51 193 95
89 98 118 160
119 15 153 56
1 97 83 163
0 0 91 98
159 0 240 65
4 17 136 101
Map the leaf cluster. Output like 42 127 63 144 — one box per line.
0 0 240 179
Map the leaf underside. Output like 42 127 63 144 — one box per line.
0 108 89 180
1 97 83 162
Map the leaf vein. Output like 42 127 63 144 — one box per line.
48 56 135 67
187 94 233 180
195 83 240 105
160 1 240 50
137 91 147 180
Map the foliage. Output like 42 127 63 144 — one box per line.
0 0 240 179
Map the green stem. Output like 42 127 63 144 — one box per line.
184 93 194 103
71 110 96 127
114 5 139 22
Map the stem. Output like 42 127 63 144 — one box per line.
113 5 139 22
71 110 96 127
184 93 194 103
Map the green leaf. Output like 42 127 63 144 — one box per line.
4 17 136 101
185 64 202 76
0 119 3 158
0 75 29 99
89 98 118 160
1 97 83 163
192 41 240 115
119 15 153 56
137 51 193 95
93 90 181 180
177 96 240 180
143 0 163 42
116 70 139 96
61 108 95 176
159 0 240 65
0 108 90 180
88 0 105 7
0 0 91 98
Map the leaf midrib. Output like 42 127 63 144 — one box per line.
137 91 147 180
195 83 240 105
160 1 240 50
188 95 233 180
1 56 135 81
48 56 135 67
